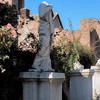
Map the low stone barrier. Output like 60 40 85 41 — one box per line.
68 69 94 100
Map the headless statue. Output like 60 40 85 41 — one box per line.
30 2 54 71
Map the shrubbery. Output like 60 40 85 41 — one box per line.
0 23 17 66
51 30 96 72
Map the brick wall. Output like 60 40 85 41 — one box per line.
53 18 100 58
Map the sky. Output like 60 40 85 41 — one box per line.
25 0 100 30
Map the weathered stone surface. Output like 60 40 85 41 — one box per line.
19 72 65 100
68 69 94 100
95 59 100 66
53 18 100 58
91 65 100 99
20 8 30 19
30 2 54 72
73 61 84 70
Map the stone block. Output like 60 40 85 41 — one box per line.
20 8 30 19
91 66 100 100
19 72 65 100
68 69 94 100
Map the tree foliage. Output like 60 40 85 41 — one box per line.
51 19 96 72
0 3 18 26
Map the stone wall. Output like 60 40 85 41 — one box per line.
17 5 100 58
53 18 100 58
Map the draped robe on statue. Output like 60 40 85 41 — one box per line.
30 2 54 71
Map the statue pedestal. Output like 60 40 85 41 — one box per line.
19 72 65 100
68 69 94 100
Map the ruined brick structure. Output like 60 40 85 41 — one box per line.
17 6 100 58
54 18 100 58
1 0 100 58
79 18 100 58
17 8 63 47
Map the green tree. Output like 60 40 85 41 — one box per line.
51 19 96 72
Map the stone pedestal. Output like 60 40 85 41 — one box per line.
91 66 100 100
19 72 65 100
68 69 94 100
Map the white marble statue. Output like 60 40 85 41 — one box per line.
96 59 100 66
30 2 54 71
73 61 84 70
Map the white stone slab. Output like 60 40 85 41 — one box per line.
19 72 65 79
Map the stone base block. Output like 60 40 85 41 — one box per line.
68 69 94 100
19 72 65 100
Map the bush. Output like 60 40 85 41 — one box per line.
0 3 19 100
51 30 96 72
66 40 96 69
0 23 17 69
